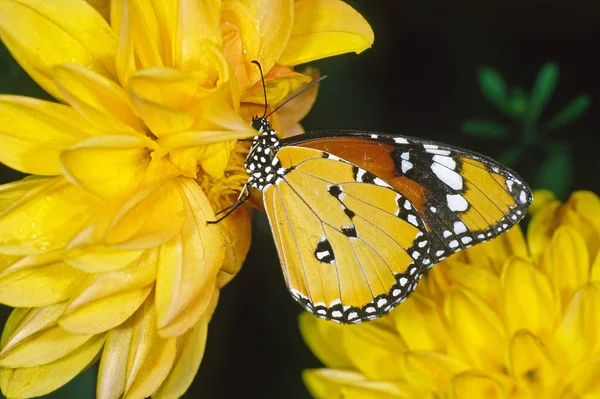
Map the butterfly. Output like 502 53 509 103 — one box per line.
216 66 533 324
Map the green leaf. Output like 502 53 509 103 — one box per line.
478 66 508 110
534 143 571 198
461 119 511 138
545 95 592 131
508 87 529 117
498 146 526 166
526 62 559 123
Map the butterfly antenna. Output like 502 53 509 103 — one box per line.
266 75 328 118
251 60 268 118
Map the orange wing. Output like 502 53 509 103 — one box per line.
262 146 431 323
287 132 532 265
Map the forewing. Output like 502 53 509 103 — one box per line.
285 132 532 264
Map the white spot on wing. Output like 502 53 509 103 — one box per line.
432 155 456 170
447 194 468 211
402 160 413 173
432 163 463 190
394 137 409 144
453 221 467 234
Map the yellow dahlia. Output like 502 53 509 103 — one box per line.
0 0 374 397
301 190 600 399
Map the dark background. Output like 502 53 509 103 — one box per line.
0 1 599 398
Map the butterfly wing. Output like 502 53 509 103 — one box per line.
262 145 431 323
283 131 532 265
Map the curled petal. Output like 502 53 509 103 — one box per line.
0 96 99 175
449 372 506 399
173 0 222 72
221 1 261 91
444 289 505 371
508 330 556 397
0 177 98 255
0 334 104 399
242 0 294 86
61 135 156 199
243 64 312 106
155 178 225 335
502 257 557 338
276 67 321 135
53 63 146 133
299 313 353 369
0 0 117 100
279 0 374 66
342 322 407 380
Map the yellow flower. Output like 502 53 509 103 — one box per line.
301 190 600 399
0 0 373 398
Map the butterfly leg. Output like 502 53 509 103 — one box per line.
208 184 251 224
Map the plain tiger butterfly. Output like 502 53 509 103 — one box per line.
218 64 533 324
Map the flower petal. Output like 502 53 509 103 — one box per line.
560 357 600 397
463 226 528 273
342 322 407 379
399 351 469 393
61 134 156 199
552 283 600 364
502 257 557 338
444 259 502 311
0 334 104 399
242 64 312 106
123 334 176 398
528 200 561 259
275 67 321 134
540 226 589 310
303 369 416 399
217 206 252 288
0 304 67 353
444 289 505 371
59 285 152 335
0 96 99 175
0 0 117 100
0 307 92 367
507 330 556 397
242 0 294 85
393 293 452 353
0 177 98 255
562 191 600 262
279 0 374 66
97 320 132 399
155 178 225 334
0 252 87 307
529 189 556 216
173 0 222 72
66 177 185 269
449 372 506 399
53 63 146 133
153 292 218 398
299 313 354 369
